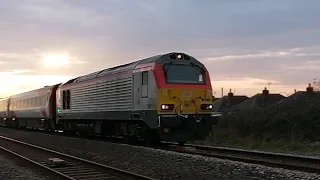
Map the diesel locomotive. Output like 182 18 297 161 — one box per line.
0 52 219 145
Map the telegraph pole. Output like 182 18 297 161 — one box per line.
221 87 224 97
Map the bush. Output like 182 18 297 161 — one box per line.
206 91 320 154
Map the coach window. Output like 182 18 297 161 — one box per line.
31 98 35 107
37 98 40 106
141 71 148 98
41 96 46 106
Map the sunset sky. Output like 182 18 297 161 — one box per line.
0 0 319 98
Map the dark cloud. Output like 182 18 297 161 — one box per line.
0 0 319 87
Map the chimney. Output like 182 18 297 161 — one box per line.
306 83 314 92
227 89 233 106
262 87 269 95
228 89 233 97
262 87 268 107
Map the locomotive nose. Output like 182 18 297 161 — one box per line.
158 89 202 114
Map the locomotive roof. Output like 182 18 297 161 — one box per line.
63 52 202 85
0 52 203 100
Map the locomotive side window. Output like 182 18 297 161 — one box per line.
66 90 71 109
142 71 148 85
141 71 148 98
62 90 71 109
62 91 66 109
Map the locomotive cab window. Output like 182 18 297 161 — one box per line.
163 64 205 84
141 71 148 98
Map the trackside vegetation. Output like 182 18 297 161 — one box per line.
201 89 320 156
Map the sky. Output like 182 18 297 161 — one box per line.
0 0 319 98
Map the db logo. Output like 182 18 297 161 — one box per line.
183 91 192 97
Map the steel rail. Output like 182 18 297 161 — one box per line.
0 135 156 180
160 141 320 174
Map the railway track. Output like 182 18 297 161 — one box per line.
160 142 320 174
0 135 156 180
2 126 320 176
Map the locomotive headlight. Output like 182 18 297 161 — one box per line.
161 104 168 109
177 54 182 59
161 104 174 110
201 104 213 110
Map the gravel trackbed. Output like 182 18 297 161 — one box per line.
0 153 50 180
0 127 319 180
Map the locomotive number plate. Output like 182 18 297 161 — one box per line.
183 91 192 97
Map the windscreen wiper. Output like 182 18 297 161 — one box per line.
190 62 205 73
163 62 173 78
